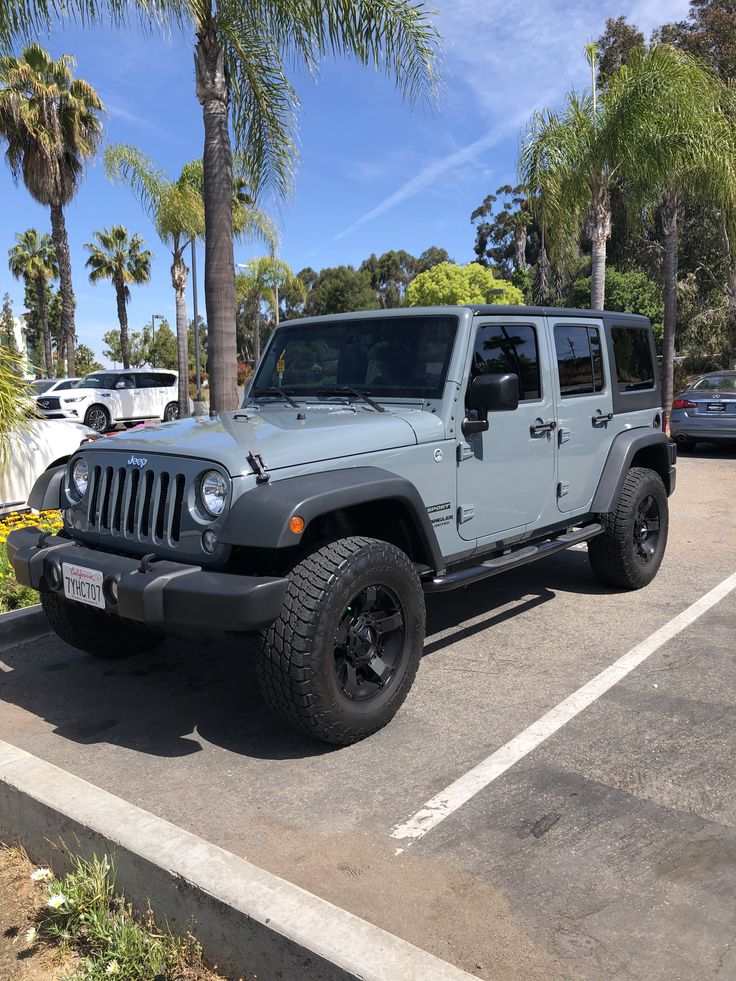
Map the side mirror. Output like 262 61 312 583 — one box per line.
115 380 126 389
462 372 519 436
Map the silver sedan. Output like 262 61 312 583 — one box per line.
670 371 736 449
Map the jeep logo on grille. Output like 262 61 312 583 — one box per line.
128 455 148 467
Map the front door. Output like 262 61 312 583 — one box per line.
552 319 614 512
456 316 557 542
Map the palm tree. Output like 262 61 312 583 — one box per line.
104 144 276 416
604 45 736 421
2 6 439 412
236 256 305 363
84 227 152 370
8 228 57 376
0 44 103 377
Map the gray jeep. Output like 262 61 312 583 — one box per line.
8 306 675 744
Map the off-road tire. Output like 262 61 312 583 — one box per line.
257 537 425 745
589 467 668 590
84 404 110 433
41 590 164 658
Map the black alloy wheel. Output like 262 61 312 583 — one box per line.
334 583 405 702
633 494 661 564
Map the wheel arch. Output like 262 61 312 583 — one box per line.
220 467 445 574
591 429 675 515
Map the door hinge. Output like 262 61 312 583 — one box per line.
558 428 571 445
557 481 571 498
456 442 473 462
458 504 475 524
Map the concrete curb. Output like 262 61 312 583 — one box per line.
0 605 49 652
0 739 472 981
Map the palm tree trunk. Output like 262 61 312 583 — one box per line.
586 179 611 311
114 275 130 370
661 186 682 428
50 204 76 377
195 21 238 414
171 251 191 418
36 274 52 377
513 226 527 272
718 218 736 367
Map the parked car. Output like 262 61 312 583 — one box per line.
34 369 180 432
30 377 81 396
0 419 96 515
8 305 675 745
670 370 736 449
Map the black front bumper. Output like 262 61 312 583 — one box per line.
7 528 288 634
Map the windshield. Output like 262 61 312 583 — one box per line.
692 374 736 392
31 380 55 394
250 315 458 403
78 373 118 390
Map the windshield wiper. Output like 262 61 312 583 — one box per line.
317 386 386 413
250 386 301 408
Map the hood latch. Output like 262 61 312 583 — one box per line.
247 451 270 483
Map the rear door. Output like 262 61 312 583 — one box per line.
133 372 161 418
552 319 614 512
456 315 557 541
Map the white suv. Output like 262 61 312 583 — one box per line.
35 369 180 432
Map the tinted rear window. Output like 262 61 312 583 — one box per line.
611 327 655 393
554 325 604 396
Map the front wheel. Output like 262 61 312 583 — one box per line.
84 404 110 433
163 402 179 422
589 467 669 589
41 591 165 658
256 537 425 745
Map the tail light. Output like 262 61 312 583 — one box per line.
672 398 697 410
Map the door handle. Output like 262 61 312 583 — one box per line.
530 418 557 437
592 410 613 427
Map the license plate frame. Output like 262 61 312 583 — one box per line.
62 562 105 609
706 402 726 413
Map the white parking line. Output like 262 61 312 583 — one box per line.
392 570 736 844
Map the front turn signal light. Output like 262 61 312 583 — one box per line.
289 515 305 535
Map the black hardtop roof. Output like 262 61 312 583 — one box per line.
467 305 650 325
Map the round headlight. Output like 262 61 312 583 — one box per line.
201 470 227 516
71 458 89 497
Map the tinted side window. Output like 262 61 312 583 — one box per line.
136 374 160 389
611 327 655 392
554 325 604 396
472 324 541 401
157 373 176 387
117 375 136 389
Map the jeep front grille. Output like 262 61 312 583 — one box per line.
86 464 187 547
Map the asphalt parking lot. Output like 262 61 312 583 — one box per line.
1 447 735 979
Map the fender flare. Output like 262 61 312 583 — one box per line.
220 466 445 573
28 465 66 512
591 429 675 514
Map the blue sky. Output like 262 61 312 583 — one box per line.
0 0 689 366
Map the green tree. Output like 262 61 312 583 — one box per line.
74 343 101 375
8 228 57 376
305 266 379 318
656 0 736 81
105 145 276 415
360 250 416 308
85 226 152 370
595 16 645 85
568 267 664 343
405 262 524 307
0 293 17 353
101 328 148 368
146 318 178 370
471 186 537 275
0 44 103 376
605 44 736 418
236 257 305 363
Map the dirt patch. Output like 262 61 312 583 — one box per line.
0 846 75 981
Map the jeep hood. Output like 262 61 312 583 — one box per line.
92 404 444 476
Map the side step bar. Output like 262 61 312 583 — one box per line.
423 523 604 593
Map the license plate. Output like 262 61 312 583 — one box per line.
707 403 726 412
62 563 105 609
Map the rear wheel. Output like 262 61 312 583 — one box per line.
84 404 110 433
41 591 164 658
163 402 179 422
256 537 425 744
589 467 668 589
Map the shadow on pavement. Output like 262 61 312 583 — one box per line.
0 548 617 763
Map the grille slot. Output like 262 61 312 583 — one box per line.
84 460 188 549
